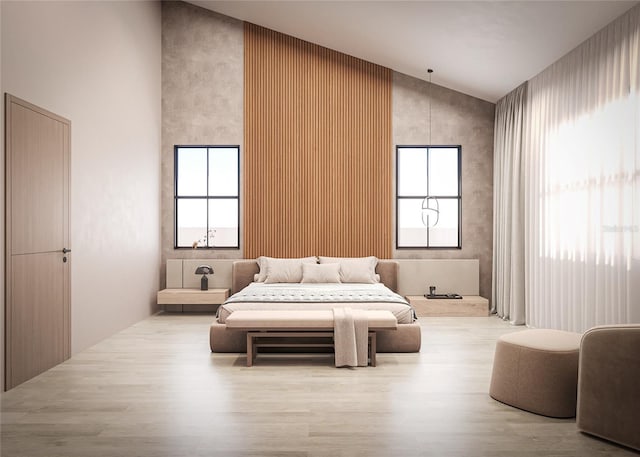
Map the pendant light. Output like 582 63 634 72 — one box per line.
422 68 439 229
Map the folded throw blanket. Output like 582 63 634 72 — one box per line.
334 308 369 367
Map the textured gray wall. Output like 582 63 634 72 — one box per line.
392 72 495 301
161 1 243 274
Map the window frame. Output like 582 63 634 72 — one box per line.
173 145 240 250
395 145 462 250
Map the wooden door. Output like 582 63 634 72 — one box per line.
5 94 70 390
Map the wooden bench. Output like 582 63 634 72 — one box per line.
225 310 397 367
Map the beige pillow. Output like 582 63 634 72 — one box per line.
255 256 269 282
318 256 379 283
255 256 315 282
301 263 341 283
263 257 317 283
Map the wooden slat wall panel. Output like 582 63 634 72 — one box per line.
244 23 392 259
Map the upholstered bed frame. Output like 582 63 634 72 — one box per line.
209 259 422 353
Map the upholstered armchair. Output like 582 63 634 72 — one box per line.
577 324 640 451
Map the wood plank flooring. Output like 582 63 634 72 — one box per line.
1 314 635 457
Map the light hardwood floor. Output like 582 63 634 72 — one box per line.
1 314 635 457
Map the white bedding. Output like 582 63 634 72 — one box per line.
218 282 415 324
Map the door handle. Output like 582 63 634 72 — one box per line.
62 248 71 254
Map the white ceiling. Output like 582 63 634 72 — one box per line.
188 1 637 102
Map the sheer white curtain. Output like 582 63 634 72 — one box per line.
492 83 527 324
523 5 640 331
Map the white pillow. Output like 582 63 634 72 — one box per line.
255 256 269 282
301 263 341 283
254 256 315 282
318 256 379 283
263 257 317 283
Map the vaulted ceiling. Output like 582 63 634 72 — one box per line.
189 1 637 102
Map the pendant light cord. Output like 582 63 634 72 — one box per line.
427 68 433 145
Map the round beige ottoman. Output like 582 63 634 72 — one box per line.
490 329 582 418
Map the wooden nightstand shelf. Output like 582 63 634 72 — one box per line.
157 288 229 312
405 295 489 317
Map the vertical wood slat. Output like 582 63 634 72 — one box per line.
244 23 391 259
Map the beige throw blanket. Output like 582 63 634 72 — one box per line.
333 307 369 367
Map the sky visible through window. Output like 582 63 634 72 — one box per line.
397 146 460 248
175 146 239 248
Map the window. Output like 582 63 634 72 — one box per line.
396 145 461 249
174 146 239 249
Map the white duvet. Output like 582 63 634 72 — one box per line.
218 282 415 324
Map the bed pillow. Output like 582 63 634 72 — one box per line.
254 256 269 282
254 256 316 282
263 257 317 283
318 256 379 283
301 263 341 284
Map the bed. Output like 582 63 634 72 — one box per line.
209 259 422 353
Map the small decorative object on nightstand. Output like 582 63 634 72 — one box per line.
195 265 213 291
426 285 462 299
